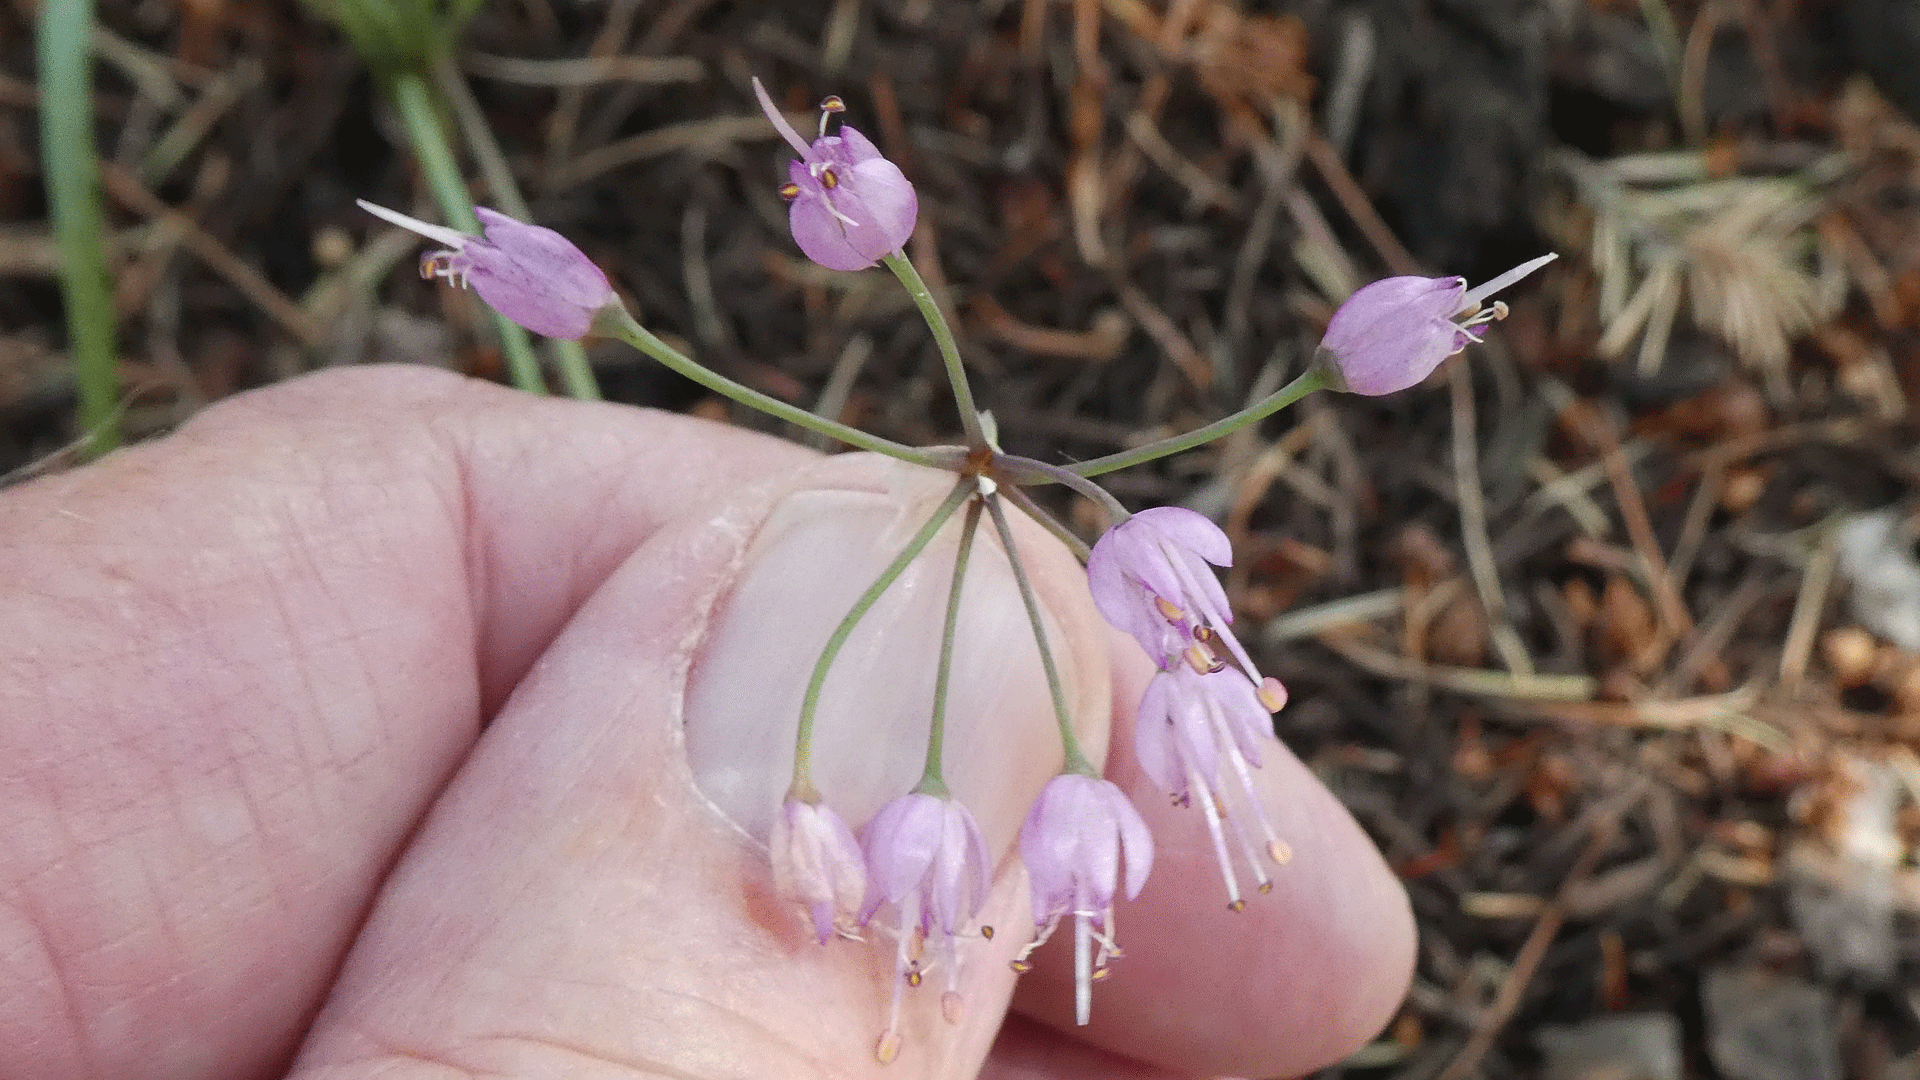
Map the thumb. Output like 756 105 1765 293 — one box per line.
288 453 1112 1080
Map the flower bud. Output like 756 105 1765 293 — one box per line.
769 796 867 944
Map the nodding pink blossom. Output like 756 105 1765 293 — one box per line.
858 792 992 1060
752 78 917 272
1135 664 1291 909
357 200 617 340
1085 506 1260 679
1315 253 1557 396
1015 773 1154 1026
769 797 867 945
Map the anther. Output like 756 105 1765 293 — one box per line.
1154 596 1186 623
875 1031 902 1065
1257 676 1288 713
817 96 845 139
1228 899 1247 912
819 167 839 189
419 252 454 280
1183 642 1224 675
980 925 995 940
1010 959 1033 974
1268 839 1293 865
907 970 922 988
778 181 801 201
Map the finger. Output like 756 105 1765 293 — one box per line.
1008 643 1416 1077
978 1015 1200 1080
286 454 1114 1080
0 366 810 1080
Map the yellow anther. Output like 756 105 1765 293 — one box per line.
1183 643 1223 675
819 167 839 189
875 1031 901 1065
980 925 994 940
1010 959 1033 974
778 181 802 200
821 95 847 113
1228 899 1246 912
1154 595 1185 622
1268 839 1293 865
1257 677 1288 713
907 970 922 988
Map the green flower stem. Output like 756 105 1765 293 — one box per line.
993 453 1130 527
391 71 548 395
984 494 1096 776
916 499 984 798
999 483 1091 563
1065 367 1330 478
882 252 986 448
39 0 119 458
432 56 600 401
790 479 974 795
602 306 955 467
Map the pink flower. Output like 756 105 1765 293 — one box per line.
752 78 917 272
1085 506 1258 679
769 797 867 944
357 200 617 340
859 792 992 1057
1136 664 1290 908
1315 254 1557 395
1015 773 1154 1025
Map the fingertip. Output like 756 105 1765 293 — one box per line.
1010 631 1414 1076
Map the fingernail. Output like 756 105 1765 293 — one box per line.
682 457 1070 849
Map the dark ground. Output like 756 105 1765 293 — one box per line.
8 1 1920 1077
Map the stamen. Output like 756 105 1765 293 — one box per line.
1188 762 1245 909
1154 595 1186 623
418 251 468 289
875 1031 901 1065
819 167 839 190
980 925 995 940
778 181 802 201
818 95 845 138
1073 910 1093 1025
1211 786 1273 896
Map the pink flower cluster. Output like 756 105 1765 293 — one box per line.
1087 507 1292 908
771 771 1152 1054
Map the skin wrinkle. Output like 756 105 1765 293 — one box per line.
0 886 100 1078
418 410 499 719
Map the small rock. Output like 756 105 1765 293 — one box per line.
1536 1013 1683 1080
1701 967 1842 1080
1836 509 1920 651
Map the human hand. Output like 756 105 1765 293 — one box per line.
0 365 1414 1080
